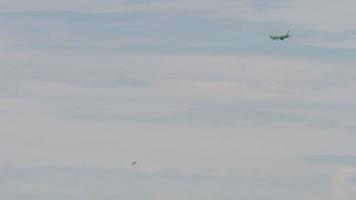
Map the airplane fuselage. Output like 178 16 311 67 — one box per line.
270 31 290 41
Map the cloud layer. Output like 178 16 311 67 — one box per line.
1 1 356 200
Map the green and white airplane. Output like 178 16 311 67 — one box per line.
269 30 290 41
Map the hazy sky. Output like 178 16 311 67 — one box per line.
1 0 356 199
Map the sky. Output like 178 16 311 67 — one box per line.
1 0 356 199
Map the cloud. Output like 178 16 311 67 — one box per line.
133 0 356 33
0 166 331 200
305 155 356 165
298 38 356 50
0 2 355 200
218 0 354 32
0 0 355 33
0 0 128 12
332 167 356 200
0 52 355 129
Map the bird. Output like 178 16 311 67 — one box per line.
130 161 138 166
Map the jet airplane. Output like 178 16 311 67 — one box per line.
270 30 290 41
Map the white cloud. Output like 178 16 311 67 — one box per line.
333 167 356 200
0 166 332 200
126 0 356 32
0 2 355 199
5 49 356 173
2 52 355 103
218 0 356 32
0 0 355 33
298 38 356 50
0 0 126 12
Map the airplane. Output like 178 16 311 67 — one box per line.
130 161 138 166
269 30 290 41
